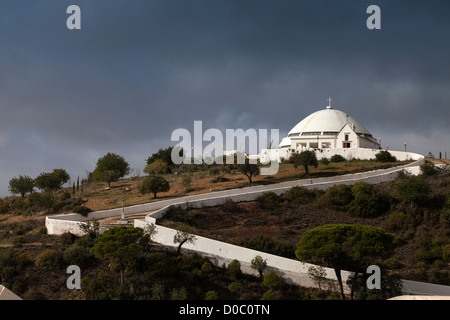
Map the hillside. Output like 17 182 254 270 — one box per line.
1 158 444 300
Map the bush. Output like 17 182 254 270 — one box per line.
395 175 431 208
386 212 407 232
63 245 92 269
263 271 285 289
282 186 318 204
144 159 169 175
420 163 438 176
330 154 346 163
375 150 397 162
227 259 242 279
228 281 241 293
320 184 354 211
73 206 93 217
245 235 295 259
0 200 10 214
13 236 27 246
39 226 48 235
257 192 282 209
319 157 330 165
205 291 218 300
348 182 390 218
201 262 212 273
35 249 62 271
60 232 78 245
222 199 240 212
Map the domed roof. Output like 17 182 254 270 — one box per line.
287 106 372 137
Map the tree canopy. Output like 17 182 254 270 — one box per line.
8 175 35 198
34 169 70 192
91 226 145 284
394 175 431 208
93 153 130 187
236 157 260 183
290 150 318 175
295 224 395 300
139 175 170 198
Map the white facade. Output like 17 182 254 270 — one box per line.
275 104 380 160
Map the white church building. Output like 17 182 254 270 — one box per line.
261 98 383 162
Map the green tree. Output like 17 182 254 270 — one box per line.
93 153 130 187
227 259 243 279
250 255 267 278
139 175 170 198
295 224 395 300
143 159 169 175
290 150 318 175
8 175 35 198
263 271 285 289
146 146 183 171
394 175 431 208
91 226 144 285
236 157 260 183
173 226 197 254
34 169 70 192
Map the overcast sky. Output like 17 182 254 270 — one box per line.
1 0 449 196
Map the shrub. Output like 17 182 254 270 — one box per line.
330 154 346 163
282 186 318 204
35 249 62 271
320 184 354 211
73 206 93 217
386 212 407 232
245 235 295 259
205 291 218 300
60 232 77 245
13 236 27 246
228 281 241 293
23 289 46 300
222 199 240 212
0 200 10 213
395 175 431 208
375 150 397 162
263 271 285 289
144 159 169 175
348 182 391 218
319 157 330 165
227 259 242 279
39 226 48 235
257 192 282 209
420 163 438 176
63 245 92 269
201 262 212 273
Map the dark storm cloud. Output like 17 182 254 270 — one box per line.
0 0 449 195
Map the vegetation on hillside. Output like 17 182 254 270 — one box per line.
0 146 445 300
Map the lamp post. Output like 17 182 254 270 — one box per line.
404 142 407 152
379 138 382 148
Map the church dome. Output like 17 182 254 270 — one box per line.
287 105 372 138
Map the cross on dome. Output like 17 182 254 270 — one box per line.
326 97 333 109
